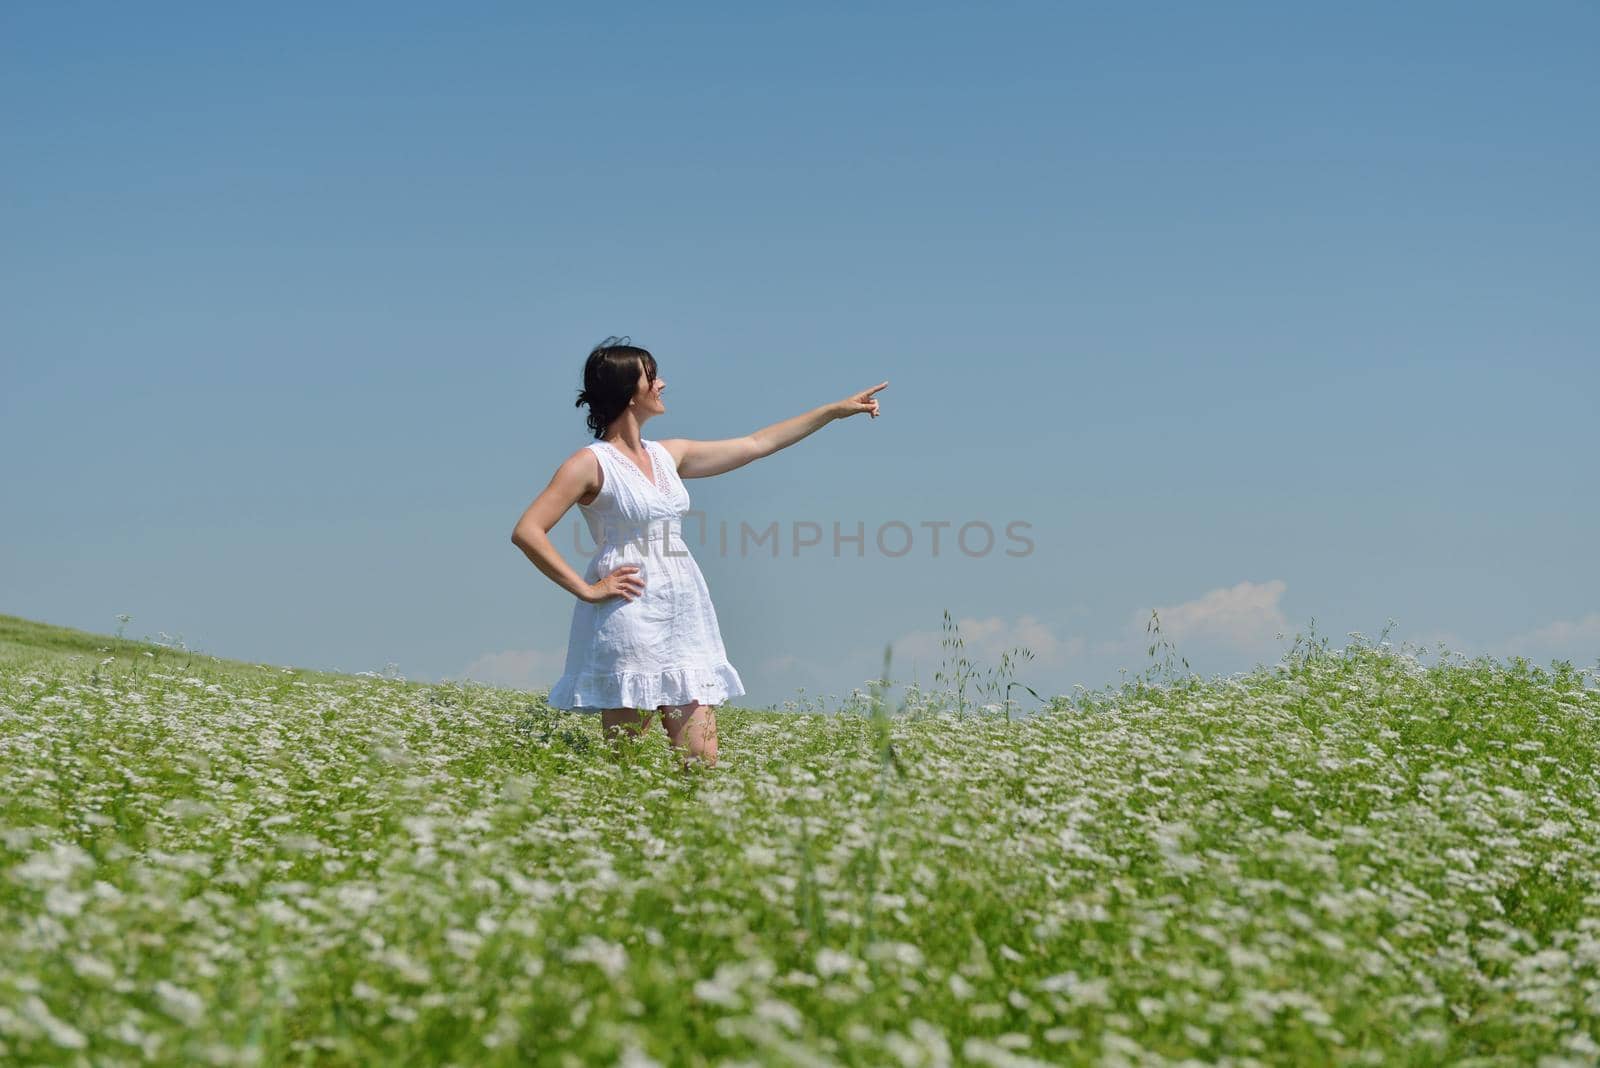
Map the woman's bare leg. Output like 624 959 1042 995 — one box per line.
600 707 655 758
657 702 718 769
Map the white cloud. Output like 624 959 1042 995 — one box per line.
890 614 1085 672
1140 579 1289 651
1506 613 1600 656
459 648 567 691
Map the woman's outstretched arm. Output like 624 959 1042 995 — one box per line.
659 381 886 479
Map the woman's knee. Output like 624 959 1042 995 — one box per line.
659 703 718 761
660 702 714 729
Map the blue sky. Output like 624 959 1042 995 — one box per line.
4 2 1597 709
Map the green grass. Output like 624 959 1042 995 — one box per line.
0 613 357 688
2 612 1598 1065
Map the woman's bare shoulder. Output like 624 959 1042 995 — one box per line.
557 444 603 502
555 444 603 480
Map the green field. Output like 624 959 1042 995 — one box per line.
2 612 1598 1066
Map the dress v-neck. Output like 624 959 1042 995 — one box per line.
599 439 663 496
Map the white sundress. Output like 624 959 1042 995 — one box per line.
546 438 747 711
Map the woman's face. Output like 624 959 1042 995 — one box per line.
633 362 666 417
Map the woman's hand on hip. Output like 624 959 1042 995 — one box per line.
584 565 645 604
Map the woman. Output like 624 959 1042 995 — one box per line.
511 337 887 769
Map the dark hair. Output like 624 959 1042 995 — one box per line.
575 336 656 439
